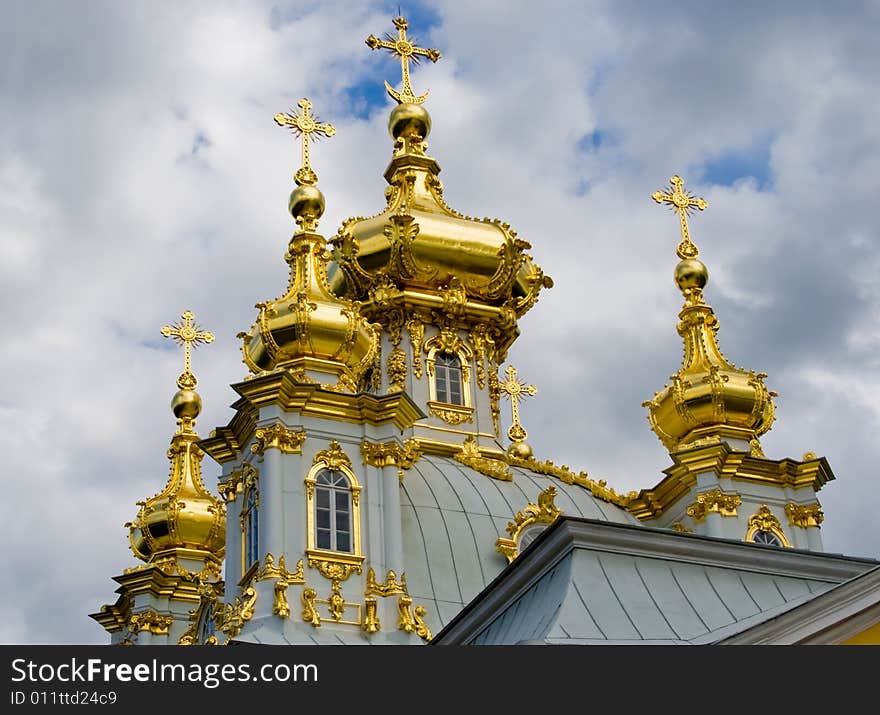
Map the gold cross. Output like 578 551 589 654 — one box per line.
652 175 708 259
161 310 214 390
274 98 336 186
499 365 537 442
366 16 441 105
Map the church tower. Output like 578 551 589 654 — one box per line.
90 311 226 644
631 176 829 548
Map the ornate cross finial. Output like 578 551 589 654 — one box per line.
366 16 441 104
274 98 336 186
500 365 537 442
652 175 708 259
161 310 214 390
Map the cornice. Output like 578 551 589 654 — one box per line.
200 372 425 463
627 442 835 520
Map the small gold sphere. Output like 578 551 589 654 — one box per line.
674 259 708 292
289 184 325 221
389 102 431 140
507 440 534 460
171 389 201 420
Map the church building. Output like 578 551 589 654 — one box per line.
91 16 880 646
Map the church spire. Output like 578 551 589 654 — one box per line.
238 98 379 390
643 175 776 454
127 310 225 569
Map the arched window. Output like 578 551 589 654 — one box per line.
314 469 353 553
434 352 463 405
751 530 783 547
304 441 363 568
242 486 259 572
744 504 791 548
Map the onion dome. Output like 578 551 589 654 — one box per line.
237 98 379 391
330 17 552 357
643 176 776 453
127 312 226 563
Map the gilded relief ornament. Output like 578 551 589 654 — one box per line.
386 347 408 393
495 486 563 563
251 423 306 457
785 502 824 528
686 489 742 523
454 436 511 481
302 588 321 627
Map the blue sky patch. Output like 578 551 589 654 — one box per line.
700 138 773 190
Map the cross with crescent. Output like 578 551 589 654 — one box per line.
652 175 708 259
161 310 214 390
274 98 336 186
500 365 537 443
366 16 441 104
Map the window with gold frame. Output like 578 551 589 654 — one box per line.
304 445 363 569
241 484 259 573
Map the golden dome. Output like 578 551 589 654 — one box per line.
239 98 379 391
644 177 777 453
329 102 552 355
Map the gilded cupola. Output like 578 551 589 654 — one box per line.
237 98 379 391
330 16 553 358
127 311 226 565
643 176 777 454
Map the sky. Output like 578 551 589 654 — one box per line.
1 0 878 644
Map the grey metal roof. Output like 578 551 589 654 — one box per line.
400 455 641 634
432 516 880 645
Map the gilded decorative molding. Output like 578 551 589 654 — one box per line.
365 567 408 597
218 462 258 504
307 554 364 583
386 346 408 393
216 586 257 640
488 363 501 435
256 553 305 584
454 436 511 481
302 588 321 627
507 455 637 507
406 318 425 378
273 581 290 618
397 595 431 642
495 486 562 563
361 438 422 480
251 423 306 456
428 401 474 425
670 521 693 534
785 502 824 528
313 440 353 470
129 610 174 636
413 606 431 641
686 488 742 523
363 596 380 633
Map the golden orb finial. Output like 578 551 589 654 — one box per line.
366 15 441 105
274 97 335 230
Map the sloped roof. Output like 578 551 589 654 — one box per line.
432 516 879 645
400 455 641 632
